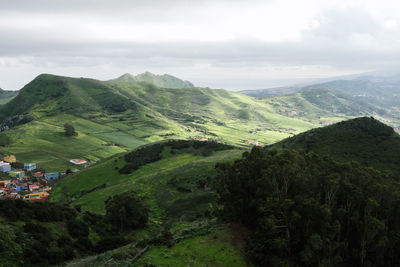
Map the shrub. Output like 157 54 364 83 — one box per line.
0 133 10 146
64 123 77 136
105 191 148 230
67 219 89 238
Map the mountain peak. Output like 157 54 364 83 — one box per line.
331 116 394 137
110 72 194 88
116 73 135 82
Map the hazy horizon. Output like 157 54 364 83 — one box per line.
1 0 400 91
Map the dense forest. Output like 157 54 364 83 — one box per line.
216 147 400 266
0 192 148 266
275 117 400 175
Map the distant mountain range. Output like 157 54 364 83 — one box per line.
240 75 400 118
109 72 194 88
0 87 18 105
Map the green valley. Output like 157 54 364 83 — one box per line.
0 73 323 171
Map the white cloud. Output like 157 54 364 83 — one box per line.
1 0 400 90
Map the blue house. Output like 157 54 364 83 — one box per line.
44 173 60 181
16 185 25 191
24 163 36 171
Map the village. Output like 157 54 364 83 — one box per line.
0 155 88 202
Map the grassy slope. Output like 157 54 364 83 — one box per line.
51 146 242 217
54 143 247 267
136 227 247 267
0 114 141 171
67 225 247 267
0 74 320 171
244 79 400 129
267 89 368 119
61 117 400 266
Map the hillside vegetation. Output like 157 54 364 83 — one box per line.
302 77 400 109
0 194 149 266
47 118 400 266
50 140 247 266
51 140 241 216
274 117 400 175
0 73 318 171
244 76 400 125
216 117 400 266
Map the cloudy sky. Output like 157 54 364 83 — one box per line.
1 0 400 90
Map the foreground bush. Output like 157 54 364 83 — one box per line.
105 191 149 230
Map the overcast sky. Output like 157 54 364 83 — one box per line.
1 0 400 90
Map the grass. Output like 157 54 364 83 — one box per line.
137 227 247 266
0 116 128 171
52 143 248 266
66 224 247 267
51 147 242 220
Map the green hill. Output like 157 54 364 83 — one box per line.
51 140 241 215
110 72 194 88
50 140 247 266
273 116 400 174
264 87 377 119
303 79 387 106
299 87 376 115
216 117 400 266
241 76 400 125
301 77 400 112
0 73 318 171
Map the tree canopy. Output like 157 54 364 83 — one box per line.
0 133 10 146
64 123 77 136
105 191 149 230
216 147 400 266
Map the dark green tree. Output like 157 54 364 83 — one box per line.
216 147 400 266
105 191 148 230
0 133 10 146
64 123 77 136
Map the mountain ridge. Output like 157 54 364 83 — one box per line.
109 71 194 88
0 73 316 170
